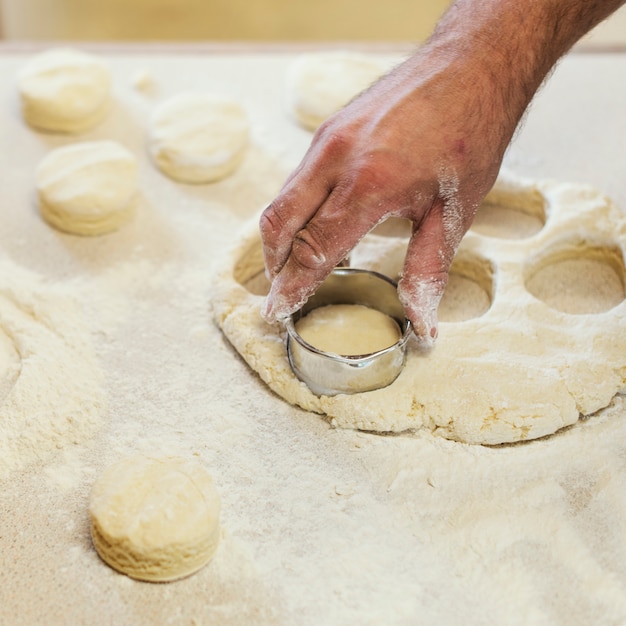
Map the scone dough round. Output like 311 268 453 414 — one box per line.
286 51 388 131
90 455 221 582
36 140 138 236
18 48 112 134
148 93 250 184
296 304 402 355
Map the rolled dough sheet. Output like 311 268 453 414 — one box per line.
213 170 626 444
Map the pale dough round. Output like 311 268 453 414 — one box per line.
90 455 221 582
285 51 389 131
148 93 249 184
36 140 138 236
212 171 626 445
18 48 112 134
295 304 401 355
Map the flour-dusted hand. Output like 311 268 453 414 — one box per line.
260 50 508 345
260 0 625 345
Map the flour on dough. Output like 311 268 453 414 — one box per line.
0 259 104 478
212 171 626 445
148 92 250 184
36 140 138 236
90 455 221 582
285 51 389 131
18 48 112 134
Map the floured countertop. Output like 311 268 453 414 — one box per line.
1 45 626 626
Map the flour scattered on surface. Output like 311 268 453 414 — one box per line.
0 259 104 479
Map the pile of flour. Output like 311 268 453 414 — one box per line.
0 259 104 478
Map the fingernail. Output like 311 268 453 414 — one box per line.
414 310 438 349
398 277 442 347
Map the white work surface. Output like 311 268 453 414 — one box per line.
1 46 626 626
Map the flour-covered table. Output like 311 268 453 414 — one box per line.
1 44 625 626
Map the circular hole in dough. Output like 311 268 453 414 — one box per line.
148 93 250 184
524 242 626 314
438 252 495 322
286 51 388 131
242 271 271 297
89 455 221 583
18 48 112 134
233 239 271 296
35 140 138 236
471 182 547 240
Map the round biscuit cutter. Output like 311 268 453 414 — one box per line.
285 268 412 396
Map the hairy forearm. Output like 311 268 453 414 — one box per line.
433 0 625 59
425 0 626 124
363 0 626 186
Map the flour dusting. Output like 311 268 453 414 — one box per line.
0 259 104 479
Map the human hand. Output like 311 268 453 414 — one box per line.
259 45 520 345
260 0 624 346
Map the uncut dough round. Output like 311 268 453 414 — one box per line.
148 93 250 184
296 304 401 355
90 455 221 582
18 48 112 133
286 51 388 131
212 171 626 445
36 140 138 236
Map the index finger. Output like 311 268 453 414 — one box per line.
262 185 384 322
259 168 330 281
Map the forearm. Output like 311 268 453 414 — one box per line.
421 0 626 126
362 0 626 189
433 0 626 60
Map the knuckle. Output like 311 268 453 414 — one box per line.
340 156 400 205
351 164 386 197
315 125 355 160
333 174 389 220
291 224 330 271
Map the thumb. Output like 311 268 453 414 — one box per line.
398 272 446 348
398 206 457 347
